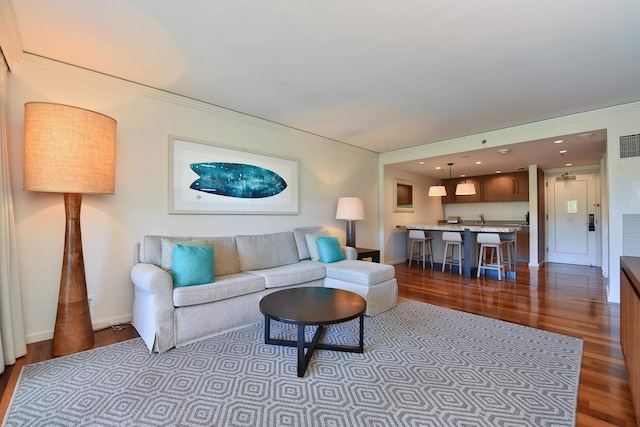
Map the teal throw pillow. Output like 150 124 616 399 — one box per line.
317 236 345 263
171 244 214 287
305 229 330 261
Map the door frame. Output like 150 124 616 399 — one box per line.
544 167 602 267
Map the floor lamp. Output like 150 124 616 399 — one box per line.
23 102 117 357
336 197 365 248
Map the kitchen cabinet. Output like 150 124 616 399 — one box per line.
516 227 529 262
443 171 528 204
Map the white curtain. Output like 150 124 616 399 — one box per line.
0 55 27 373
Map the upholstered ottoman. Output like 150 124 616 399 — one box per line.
322 260 398 316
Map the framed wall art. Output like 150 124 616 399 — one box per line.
394 178 414 212
169 136 299 214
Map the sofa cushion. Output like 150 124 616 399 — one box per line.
171 244 214 287
324 260 395 286
317 237 346 263
140 236 241 276
160 238 207 270
293 226 328 260
207 236 241 277
236 232 299 271
246 262 326 288
304 229 330 261
172 273 265 307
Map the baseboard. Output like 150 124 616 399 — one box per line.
25 314 134 344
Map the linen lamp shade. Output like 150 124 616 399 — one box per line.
24 102 116 194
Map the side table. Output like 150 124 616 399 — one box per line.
355 247 380 263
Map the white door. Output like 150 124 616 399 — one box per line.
547 173 598 266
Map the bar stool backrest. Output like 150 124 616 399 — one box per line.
477 233 501 244
408 230 426 240
442 231 462 242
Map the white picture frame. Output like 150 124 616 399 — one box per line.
169 136 299 214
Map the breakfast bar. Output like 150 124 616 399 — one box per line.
400 224 522 277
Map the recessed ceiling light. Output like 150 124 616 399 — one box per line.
565 163 573 166
435 166 441 170
560 150 568 154
475 161 482 164
496 170 502 173
498 148 510 155
460 174 466 177
419 161 424 164
554 140 563 144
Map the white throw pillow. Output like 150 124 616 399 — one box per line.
304 229 330 262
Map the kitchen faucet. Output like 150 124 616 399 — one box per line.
479 213 485 224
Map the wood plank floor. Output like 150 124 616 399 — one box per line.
0 262 636 426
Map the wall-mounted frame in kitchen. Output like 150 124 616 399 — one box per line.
394 178 414 212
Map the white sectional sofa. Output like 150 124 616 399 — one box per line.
131 227 398 352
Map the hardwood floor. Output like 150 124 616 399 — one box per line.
396 261 636 426
0 262 636 426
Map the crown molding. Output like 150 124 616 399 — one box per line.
21 53 377 158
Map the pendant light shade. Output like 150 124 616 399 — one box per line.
428 185 447 197
455 182 476 195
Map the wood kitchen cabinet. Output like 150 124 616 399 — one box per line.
516 227 529 262
443 171 528 204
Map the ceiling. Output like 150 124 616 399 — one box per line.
392 129 607 178
7 1 639 175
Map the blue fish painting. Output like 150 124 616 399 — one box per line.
190 162 287 198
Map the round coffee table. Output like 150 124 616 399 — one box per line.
259 287 366 377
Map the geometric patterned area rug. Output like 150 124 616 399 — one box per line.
2 298 583 427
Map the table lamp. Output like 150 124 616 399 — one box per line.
335 197 365 247
23 102 116 357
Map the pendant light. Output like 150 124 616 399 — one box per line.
447 162 476 196
428 163 452 197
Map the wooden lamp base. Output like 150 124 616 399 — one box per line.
51 193 95 357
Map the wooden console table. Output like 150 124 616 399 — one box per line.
621 256 640 423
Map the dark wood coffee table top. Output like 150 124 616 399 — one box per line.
260 287 366 325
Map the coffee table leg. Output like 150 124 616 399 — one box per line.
264 316 271 343
297 324 305 377
358 313 364 353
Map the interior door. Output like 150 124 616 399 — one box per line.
547 173 598 265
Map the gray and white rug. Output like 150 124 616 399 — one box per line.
3 298 582 426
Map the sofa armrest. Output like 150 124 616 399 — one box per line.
344 246 357 260
130 263 176 352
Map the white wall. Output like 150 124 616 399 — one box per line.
380 101 640 303
8 55 379 343
383 165 443 264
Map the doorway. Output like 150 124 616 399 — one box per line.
546 171 600 266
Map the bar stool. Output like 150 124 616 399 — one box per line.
477 233 508 280
442 232 463 274
478 238 514 272
408 230 434 269
501 238 515 271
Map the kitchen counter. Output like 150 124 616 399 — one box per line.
398 224 520 277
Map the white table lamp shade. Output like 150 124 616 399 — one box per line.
336 197 365 220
